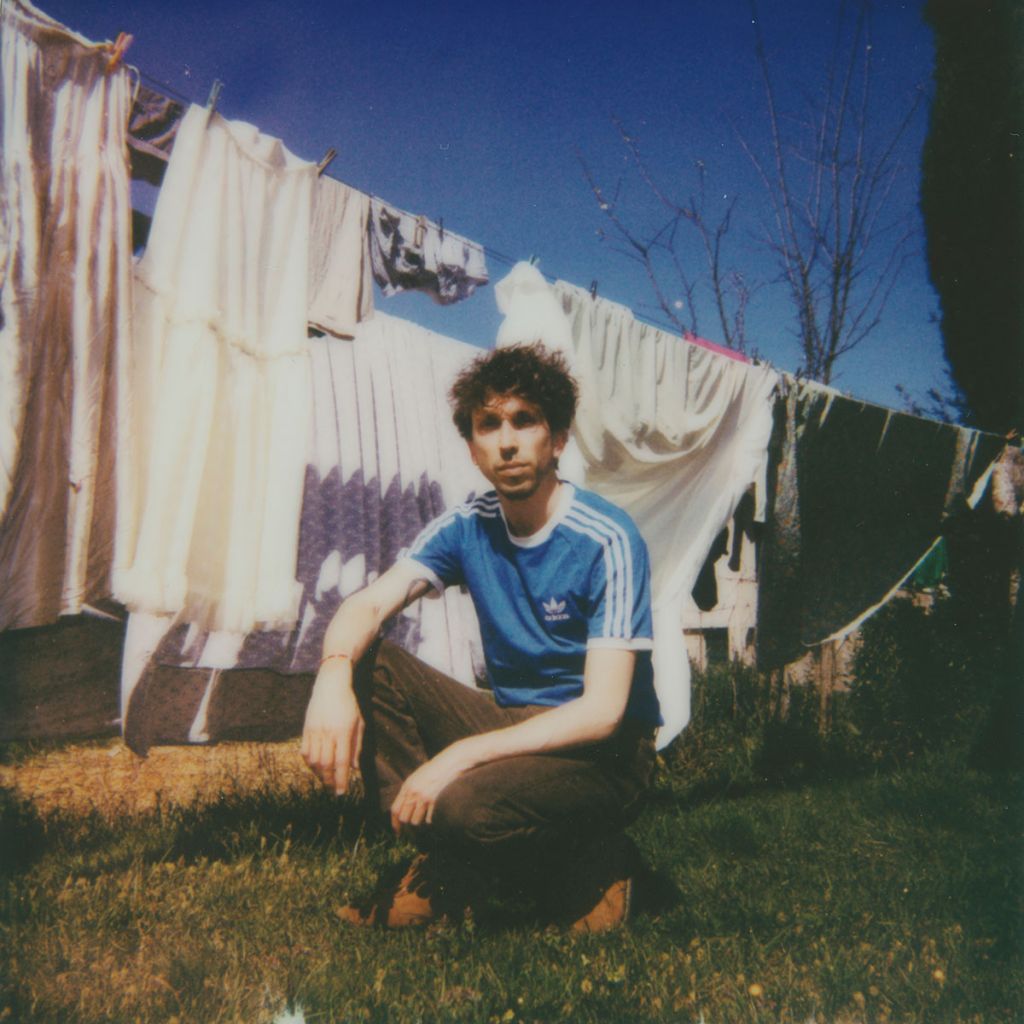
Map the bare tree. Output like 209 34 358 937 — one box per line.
580 124 756 355
584 1 923 385
743 0 923 384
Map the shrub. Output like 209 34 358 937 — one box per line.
848 596 1000 765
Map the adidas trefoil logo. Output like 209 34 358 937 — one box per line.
543 597 570 623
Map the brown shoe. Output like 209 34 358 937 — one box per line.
336 853 466 929
571 875 633 933
551 835 639 933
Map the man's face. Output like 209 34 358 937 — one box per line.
467 391 566 501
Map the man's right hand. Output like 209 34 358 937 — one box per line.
300 664 364 795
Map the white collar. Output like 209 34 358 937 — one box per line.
500 480 575 548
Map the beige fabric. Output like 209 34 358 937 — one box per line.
308 175 374 338
114 104 315 632
0 0 132 629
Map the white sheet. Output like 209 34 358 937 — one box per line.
114 104 315 632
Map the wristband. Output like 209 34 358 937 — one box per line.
319 652 352 668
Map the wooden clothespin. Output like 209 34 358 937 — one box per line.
317 148 337 176
589 280 599 299
105 32 133 73
206 79 223 114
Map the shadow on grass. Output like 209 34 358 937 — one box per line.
0 787 47 875
0 782 379 880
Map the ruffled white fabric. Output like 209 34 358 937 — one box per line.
307 313 486 683
114 104 315 632
494 263 778 744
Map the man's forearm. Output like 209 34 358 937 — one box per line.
450 691 625 771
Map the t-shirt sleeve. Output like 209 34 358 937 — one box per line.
401 508 466 593
585 523 654 650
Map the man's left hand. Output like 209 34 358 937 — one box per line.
390 740 476 833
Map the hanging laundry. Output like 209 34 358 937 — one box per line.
691 528 730 611
127 82 185 185
120 313 488 752
0 0 133 630
308 175 374 338
114 104 315 634
756 378 1005 668
368 197 488 304
493 263 778 745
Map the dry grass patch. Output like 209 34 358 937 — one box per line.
0 741 316 819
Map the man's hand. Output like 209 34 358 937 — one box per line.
301 666 364 796
389 740 476 832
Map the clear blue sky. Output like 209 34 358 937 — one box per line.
45 0 943 410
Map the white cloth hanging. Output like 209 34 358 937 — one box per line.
114 103 315 632
119 313 488 745
492 263 778 745
0 0 133 629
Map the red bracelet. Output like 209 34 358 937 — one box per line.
319 652 352 667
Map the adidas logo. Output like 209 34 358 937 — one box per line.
542 597 570 622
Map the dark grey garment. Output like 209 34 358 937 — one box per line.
127 83 185 185
756 379 1004 669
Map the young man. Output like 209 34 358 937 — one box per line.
301 343 660 930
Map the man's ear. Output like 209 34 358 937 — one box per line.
552 429 568 458
466 439 479 466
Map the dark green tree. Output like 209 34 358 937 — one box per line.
921 0 1024 434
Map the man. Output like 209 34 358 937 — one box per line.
301 342 660 930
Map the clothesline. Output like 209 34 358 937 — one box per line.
127 67 1008 440
128 68 729 355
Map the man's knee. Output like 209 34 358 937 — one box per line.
432 781 513 848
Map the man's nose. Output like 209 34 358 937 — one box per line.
498 421 517 453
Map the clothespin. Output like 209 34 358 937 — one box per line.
206 79 223 114
105 32 133 73
317 148 337 176
414 215 428 248
438 216 444 241
528 254 539 266
589 280 599 299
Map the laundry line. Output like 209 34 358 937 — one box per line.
127 68 730 354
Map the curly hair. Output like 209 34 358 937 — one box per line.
449 342 579 440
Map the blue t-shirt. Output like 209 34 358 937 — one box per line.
404 483 661 726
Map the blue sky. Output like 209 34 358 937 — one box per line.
45 0 943 410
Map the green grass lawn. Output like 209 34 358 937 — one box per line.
1 740 1020 1023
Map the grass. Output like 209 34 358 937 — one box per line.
1 731 1021 1023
